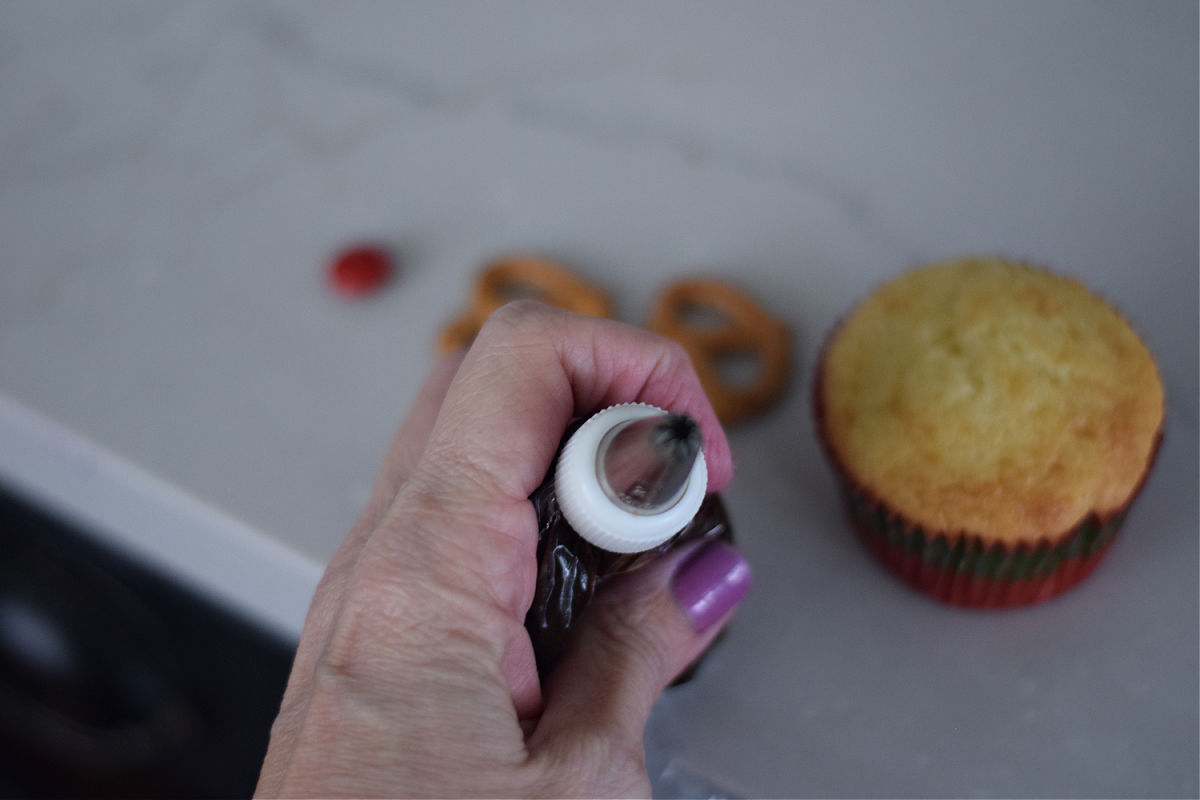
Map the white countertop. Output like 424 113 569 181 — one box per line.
1 2 1196 796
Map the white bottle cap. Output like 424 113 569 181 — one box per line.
554 403 708 553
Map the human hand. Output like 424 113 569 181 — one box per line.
256 301 751 798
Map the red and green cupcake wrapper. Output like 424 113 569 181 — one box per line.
837 480 1127 607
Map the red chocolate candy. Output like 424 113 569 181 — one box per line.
328 245 393 297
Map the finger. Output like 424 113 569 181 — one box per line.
396 301 734 616
419 300 732 502
528 540 751 763
501 622 544 726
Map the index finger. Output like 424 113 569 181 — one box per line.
416 300 734 509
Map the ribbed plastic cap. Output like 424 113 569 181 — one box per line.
554 403 708 553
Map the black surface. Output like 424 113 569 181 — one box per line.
0 481 297 799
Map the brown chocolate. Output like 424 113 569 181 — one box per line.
524 470 733 677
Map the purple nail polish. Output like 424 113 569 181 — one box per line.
672 540 752 632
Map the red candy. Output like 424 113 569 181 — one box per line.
328 245 393 297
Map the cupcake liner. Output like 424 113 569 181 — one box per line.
812 349 1162 608
838 479 1128 607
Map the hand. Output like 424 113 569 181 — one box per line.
256 301 751 798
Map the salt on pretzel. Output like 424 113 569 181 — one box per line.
648 279 791 424
438 256 613 354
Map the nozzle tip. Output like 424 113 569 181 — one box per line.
599 412 702 514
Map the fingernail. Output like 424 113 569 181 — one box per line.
672 540 752 632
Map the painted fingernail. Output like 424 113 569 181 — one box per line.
671 540 752 632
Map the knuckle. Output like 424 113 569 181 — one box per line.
589 718 649 773
315 555 450 686
483 297 556 334
316 583 395 685
587 589 673 683
534 722 649 798
470 299 564 360
317 570 504 693
653 333 692 363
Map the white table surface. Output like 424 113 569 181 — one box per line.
1 2 1196 797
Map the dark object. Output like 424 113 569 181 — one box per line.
524 415 733 677
0 481 296 799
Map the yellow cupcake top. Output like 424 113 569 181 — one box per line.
819 257 1163 543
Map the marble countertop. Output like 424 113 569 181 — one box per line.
1 2 1196 796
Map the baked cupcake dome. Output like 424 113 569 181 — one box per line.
814 257 1164 606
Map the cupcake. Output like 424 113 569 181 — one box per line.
813 257 1164 607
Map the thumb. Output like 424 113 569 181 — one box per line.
527 540 751 785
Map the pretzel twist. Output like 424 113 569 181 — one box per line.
648 279 791 424
438 256 613 354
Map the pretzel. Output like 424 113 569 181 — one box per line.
648 279 791 424
438 256 613 354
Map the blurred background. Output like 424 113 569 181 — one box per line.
0 2 1196 797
